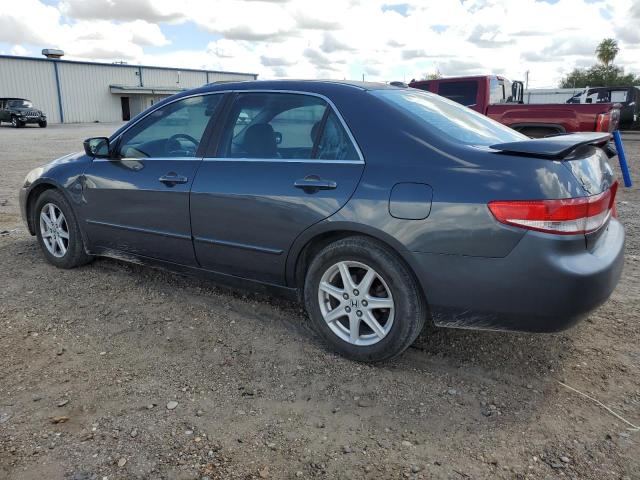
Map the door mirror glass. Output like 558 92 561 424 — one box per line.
84 137 110 158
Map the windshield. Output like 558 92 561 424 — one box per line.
8 100 33 108
373 89 526 146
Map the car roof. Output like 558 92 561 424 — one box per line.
200 79 402 94
0 98 28 101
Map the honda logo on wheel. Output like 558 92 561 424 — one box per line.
351 299 359 308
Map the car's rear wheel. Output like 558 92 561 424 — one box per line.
304 236 426 362
34 189 93 268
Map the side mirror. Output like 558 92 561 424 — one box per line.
83 137 111 158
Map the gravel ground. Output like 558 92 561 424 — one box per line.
0 123 638 480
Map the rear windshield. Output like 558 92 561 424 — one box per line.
372 89 526 146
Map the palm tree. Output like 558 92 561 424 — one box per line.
596 38 619 67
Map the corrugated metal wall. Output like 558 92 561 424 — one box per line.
0 55 256 124
141 67 207 89
0 57 61 123
58 62 139 123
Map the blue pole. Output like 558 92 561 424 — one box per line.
612 130 632 188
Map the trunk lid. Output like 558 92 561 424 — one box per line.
490 133 618 247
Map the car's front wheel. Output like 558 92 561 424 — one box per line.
304 236 426 362
39 120 47 128
11 116 21 128
34 189 93 268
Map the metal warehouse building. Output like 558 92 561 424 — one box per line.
0 53 257 124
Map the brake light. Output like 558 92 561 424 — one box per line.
488 182 618 235
596 112 611 132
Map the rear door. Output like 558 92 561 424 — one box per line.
82 93 224 265
190 91 364 284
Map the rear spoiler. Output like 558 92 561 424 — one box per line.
490 132 612 159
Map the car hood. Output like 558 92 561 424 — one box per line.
14 107 43 113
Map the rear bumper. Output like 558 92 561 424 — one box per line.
411 218 625 332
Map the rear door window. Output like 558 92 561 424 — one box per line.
218 92 360 161
437 81 478 106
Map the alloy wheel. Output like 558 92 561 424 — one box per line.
317 261 395 346
39 203 69 258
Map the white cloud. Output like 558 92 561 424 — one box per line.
1 0 639 87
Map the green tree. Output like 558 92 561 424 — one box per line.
559 38 638 87
559 64 639 88
422 70 442 80
595 38 619 66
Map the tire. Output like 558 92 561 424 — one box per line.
11 116 19 128
304 236 426 362
39 121 47 128
33 189 93 269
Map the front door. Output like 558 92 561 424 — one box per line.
121 97 131 121
82 93 224 265
190 91 365 284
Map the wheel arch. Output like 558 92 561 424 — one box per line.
25 180 79 237
286 222 429 307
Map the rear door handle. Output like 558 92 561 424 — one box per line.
294 175 337 193
159 173 189 186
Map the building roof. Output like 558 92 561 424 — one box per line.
0 54 257 78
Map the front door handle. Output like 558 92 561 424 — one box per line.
159 173 188 186
294 175 337 193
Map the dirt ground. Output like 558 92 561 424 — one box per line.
0 123 638 480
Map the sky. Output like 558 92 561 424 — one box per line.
0 0 639 88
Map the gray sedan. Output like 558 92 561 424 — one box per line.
19 80 624 361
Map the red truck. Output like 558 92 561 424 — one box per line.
409 75 620 138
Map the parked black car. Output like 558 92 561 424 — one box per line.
0 98 47 128
19 81 624 362
567 86 640 129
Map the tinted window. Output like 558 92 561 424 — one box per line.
610 90 628 103
118 94 221 159
316 111 359 161
373 89 526 146
437 81 478 106
219 92 358 161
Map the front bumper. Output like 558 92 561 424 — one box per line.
19 186 33 234
411 219 625 332
17 114 46 124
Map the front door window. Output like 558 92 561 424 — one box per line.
118 94 222 159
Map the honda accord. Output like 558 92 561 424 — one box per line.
19 80 625 361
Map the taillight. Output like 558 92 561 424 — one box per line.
596 112 611 132
488 182 618 235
